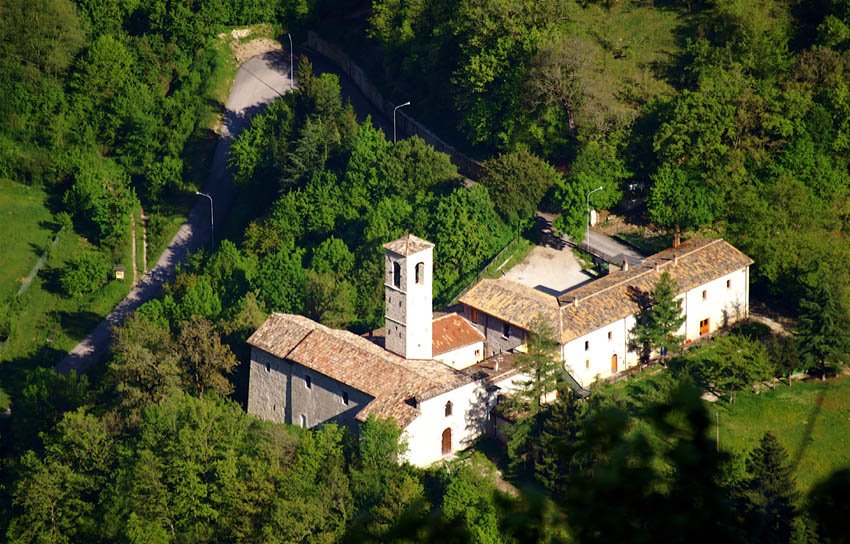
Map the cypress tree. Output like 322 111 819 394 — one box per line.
740 432 801 544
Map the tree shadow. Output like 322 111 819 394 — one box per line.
791 381 828 471
56 310 103 341
38 265 65 295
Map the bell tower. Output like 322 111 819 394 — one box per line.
383 234 434 360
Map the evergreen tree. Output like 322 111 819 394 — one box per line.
504 317 563 476
739 432 801 544
534 385 585 498
630 272 685 366
797 282 850 380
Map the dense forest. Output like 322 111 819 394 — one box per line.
2 0 850 542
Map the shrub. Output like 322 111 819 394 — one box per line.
60 251 110 297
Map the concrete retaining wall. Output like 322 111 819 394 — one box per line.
306 32 484 179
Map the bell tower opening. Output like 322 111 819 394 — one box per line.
383 234 434 360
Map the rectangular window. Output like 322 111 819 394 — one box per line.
415 262 424 284
342 392 349 406
607 331 612 341
585 359 590 369
702 289 708 300
726 279 731 289
584 340 589 351
475 349 481 358
502 322 510 338
470 308 479 324
700 318 710 336
300 414 307 428
265 362 271 373
305 375 312 389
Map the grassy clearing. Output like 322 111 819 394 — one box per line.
568 2 683 107
1 218 135 364
0 180 57 300
714 376 850 492
481 237 534 280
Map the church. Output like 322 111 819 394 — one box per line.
247 234 753 466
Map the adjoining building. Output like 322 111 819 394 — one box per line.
247 234 753 466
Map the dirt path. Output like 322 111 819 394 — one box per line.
130 212 138 285
55 49 294 375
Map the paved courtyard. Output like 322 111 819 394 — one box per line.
502 245 593 296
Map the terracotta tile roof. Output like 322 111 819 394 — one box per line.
458 278 561 332
460 239 753 344
557 238 752 342
248 313 471 427
432 314 485 355
383 234 434 256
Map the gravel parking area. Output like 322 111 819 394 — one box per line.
502 245 593 296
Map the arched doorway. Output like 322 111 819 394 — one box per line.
441 428 452 455
611 353 618 374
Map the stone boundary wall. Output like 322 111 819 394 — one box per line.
306 31 484 180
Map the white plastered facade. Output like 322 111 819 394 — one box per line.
563 267 750 387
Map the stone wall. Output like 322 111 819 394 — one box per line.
306 32 484 180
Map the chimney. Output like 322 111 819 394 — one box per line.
655 263 660 273
494 359 500 372
673 230 681 248
622 259 629 272
673 253 679 266
573 297 579 308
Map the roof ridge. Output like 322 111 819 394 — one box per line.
563 238 724 308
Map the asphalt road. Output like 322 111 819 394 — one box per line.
56 51 294 375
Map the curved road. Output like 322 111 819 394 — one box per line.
56 50 294 375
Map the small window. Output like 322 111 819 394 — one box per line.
305 375 312 389
470 308 479 324
415 262 424 284
265 362 271 373
342 392 349 405
502 322 510 338
393 261 401 288
726 279 731 289
702 289 708 300
399 300 402 307
300 414 307 428
584 340 589 351
585 359 590 369
607 331 612 341
475 349 481 358
445 401 453 417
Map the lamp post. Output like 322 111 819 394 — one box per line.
393 101 411 143
196 192 214 248
586 186 603 251
287 33 293 83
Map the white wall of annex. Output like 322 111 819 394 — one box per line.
680 268 748 341
562 315 637 388
433 341 484 370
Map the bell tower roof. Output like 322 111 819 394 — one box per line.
383 234 434 257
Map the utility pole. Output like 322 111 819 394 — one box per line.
393 101 411 143
196 192 214 248
585 186 603 253
287 33 293 83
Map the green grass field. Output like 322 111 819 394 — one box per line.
0 179 57 300
714 376 850 492
0 179 135 410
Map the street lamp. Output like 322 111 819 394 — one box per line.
287 33 293 83
586 186 603 251
196 191 214 248
393 101 411 143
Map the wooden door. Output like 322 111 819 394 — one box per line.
441 428 452 455
611 353 618 374
700 318 710 336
